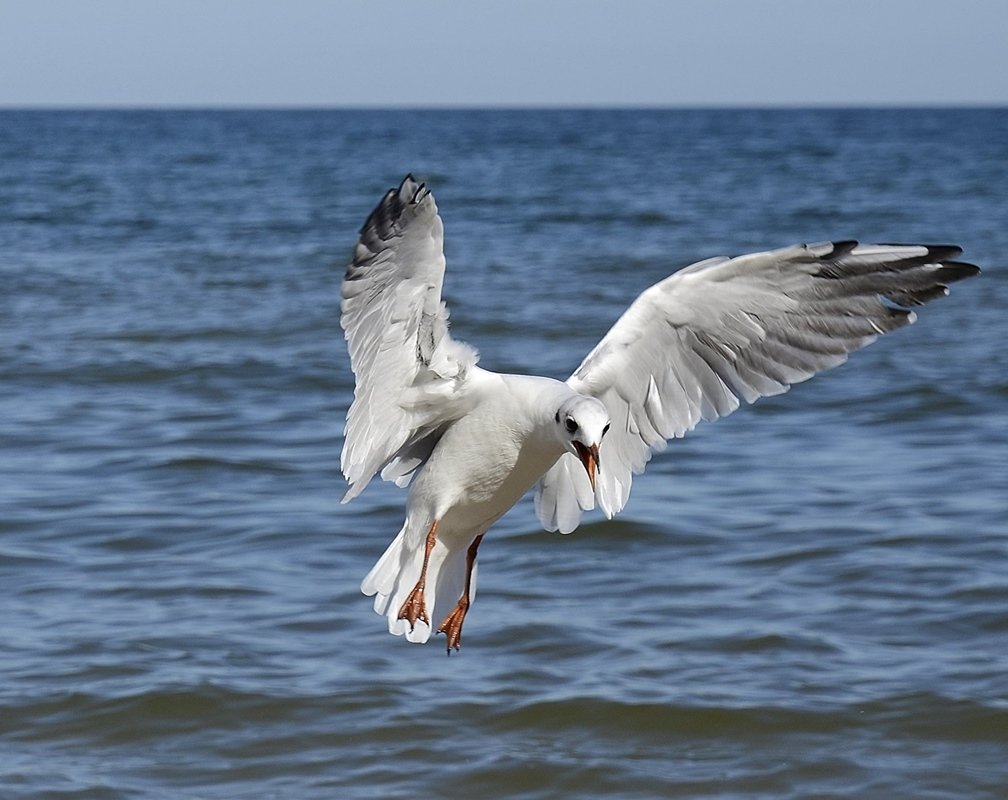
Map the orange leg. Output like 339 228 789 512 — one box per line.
437 534 484 654
397 519 439 630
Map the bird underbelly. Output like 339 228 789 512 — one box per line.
450 474 531 530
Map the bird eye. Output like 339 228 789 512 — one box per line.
565 417 578 434
602 423 611 436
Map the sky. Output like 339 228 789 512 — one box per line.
1 0 1005 107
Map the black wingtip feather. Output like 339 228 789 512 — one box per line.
358 175 425 239
877 243 964 262
357 188 402 239
400 174 425 202
938 260 982 282
825 240 859 258
349 175 435 278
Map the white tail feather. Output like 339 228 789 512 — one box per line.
361 528 406 599
361 525 476 645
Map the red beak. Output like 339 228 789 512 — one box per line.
572 441 599 492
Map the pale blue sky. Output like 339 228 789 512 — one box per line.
1 0 1005 107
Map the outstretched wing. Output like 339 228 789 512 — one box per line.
535 241 979 533
340 175 479 502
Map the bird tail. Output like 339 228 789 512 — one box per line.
361 522 473 644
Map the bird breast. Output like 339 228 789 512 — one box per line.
412 406 560 536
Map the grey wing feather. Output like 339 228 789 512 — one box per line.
340 176 478 501
536 241 979 533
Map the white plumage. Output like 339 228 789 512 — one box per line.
340 175 978 652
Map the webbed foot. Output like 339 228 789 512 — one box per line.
397 585 429 630
437 598 469 653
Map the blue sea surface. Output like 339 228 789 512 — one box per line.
1 109 1006 799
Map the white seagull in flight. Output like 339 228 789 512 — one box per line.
341 175 978 652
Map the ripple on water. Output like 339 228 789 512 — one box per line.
1 108 1006 799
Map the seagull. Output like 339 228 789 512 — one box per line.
341 174 978 653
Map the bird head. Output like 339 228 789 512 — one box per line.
554 395 610 492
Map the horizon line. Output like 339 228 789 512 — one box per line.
1 101 1006 113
